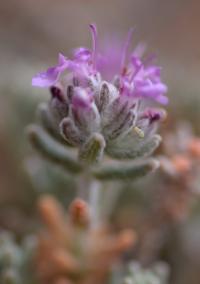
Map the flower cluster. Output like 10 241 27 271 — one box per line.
32 24 168 162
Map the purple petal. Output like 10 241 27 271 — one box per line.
72 87 93 109
155 94 169 105
58 53 67 65
134 81 168 104
138 82 167 94
97 51 121 81
144 66 162 83
73 47 92 62
130 56 143 78
32 53 68 87
131 56 142 69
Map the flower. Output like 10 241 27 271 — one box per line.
32 24 168 161
32 24 168 105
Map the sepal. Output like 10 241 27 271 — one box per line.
60 117 83 146
79 132 106 165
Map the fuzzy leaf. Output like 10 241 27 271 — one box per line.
79 133 105 165
106 134 162 160
92 159 159 180
37 103 72 148
37 103 56 134
27 125 82 174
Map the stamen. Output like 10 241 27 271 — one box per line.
133 42 146 58
121 27 134 75
130 56 143 80
89 24 98 69
130 43 146 80
133 126 144 138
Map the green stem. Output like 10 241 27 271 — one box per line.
89 179 101 228
76 172 101 228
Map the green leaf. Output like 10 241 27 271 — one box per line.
27 125 82 174
92 159 159 181
37 103 55 134
106 135 162 160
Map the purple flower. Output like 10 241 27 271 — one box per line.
32 24 168 106
32 25 169 160
96 39 123 81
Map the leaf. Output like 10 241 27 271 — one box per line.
106 135 162 160
92 158 159 181
37 103 56 135
37 103 69 145
27 125 82 174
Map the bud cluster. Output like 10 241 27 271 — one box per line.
30 25 168 172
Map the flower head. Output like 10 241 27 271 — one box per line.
32 24 167 104
32 24 168 161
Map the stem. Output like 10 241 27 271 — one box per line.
89 179 101 228
76 171 101 228
101 182 122 221
76 172 91 201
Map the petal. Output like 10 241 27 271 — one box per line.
73 47 92 62
32 54 68 87
155 94 169 105
72 87 93 109
134 81 168 104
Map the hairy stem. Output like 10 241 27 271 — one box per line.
76 172 101 228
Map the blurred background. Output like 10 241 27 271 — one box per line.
0 1 200 283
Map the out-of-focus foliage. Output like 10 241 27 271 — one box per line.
123 261 169 284
0 231 36 284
